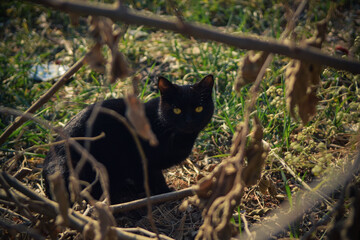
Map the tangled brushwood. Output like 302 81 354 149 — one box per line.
1 0 360 239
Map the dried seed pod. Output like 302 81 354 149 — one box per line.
88 16 114 46
88 16 130 83
285 21 326 124
125 94 158 146
241 117 270 186
230 123 245 157
285 60 320 124
234 51 269 92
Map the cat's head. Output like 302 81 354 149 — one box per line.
158 75 214 133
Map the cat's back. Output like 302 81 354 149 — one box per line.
63 98 127 135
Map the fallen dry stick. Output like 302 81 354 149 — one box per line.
110 187 195 214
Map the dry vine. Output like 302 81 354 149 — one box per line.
1 0 360 240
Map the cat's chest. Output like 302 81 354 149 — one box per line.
144 130 195 168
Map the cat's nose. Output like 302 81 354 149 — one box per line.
185 115 192 123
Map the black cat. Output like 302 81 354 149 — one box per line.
43 75 214 204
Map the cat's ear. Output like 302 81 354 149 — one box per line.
196 74 214 90
158 76 175 95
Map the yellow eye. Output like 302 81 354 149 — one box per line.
195 106 203 113
173 108 182 114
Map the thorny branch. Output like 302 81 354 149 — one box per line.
28 0 360 74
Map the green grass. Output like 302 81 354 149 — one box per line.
1 0 360 239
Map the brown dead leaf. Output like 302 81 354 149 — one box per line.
234 51 269 92
85 43 106 73
88 16 130 82
125 94 158 146
196 177 214 198
285 21 326 124
258 175 270 195
268 178 278 197
108 49 130 83
48 172 70 226
107 25 130 83
88 16 114 46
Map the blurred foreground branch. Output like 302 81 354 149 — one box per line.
28 0 360 74
239 151 360 240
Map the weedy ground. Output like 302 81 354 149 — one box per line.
1 0 360 239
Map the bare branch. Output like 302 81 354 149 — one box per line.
28 0 360 74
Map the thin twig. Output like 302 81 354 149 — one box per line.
96 107 159 235
0 107 111 208
120 227 175 240
13 167 32 181
0 170 172 240
27 0 360 74
0 56 86 146
241 213 252 239
0 173 34 221
2 132 105 165
110 187 195 214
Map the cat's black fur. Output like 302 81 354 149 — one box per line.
43 75 214 204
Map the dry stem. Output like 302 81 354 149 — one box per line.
111 187 194 214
